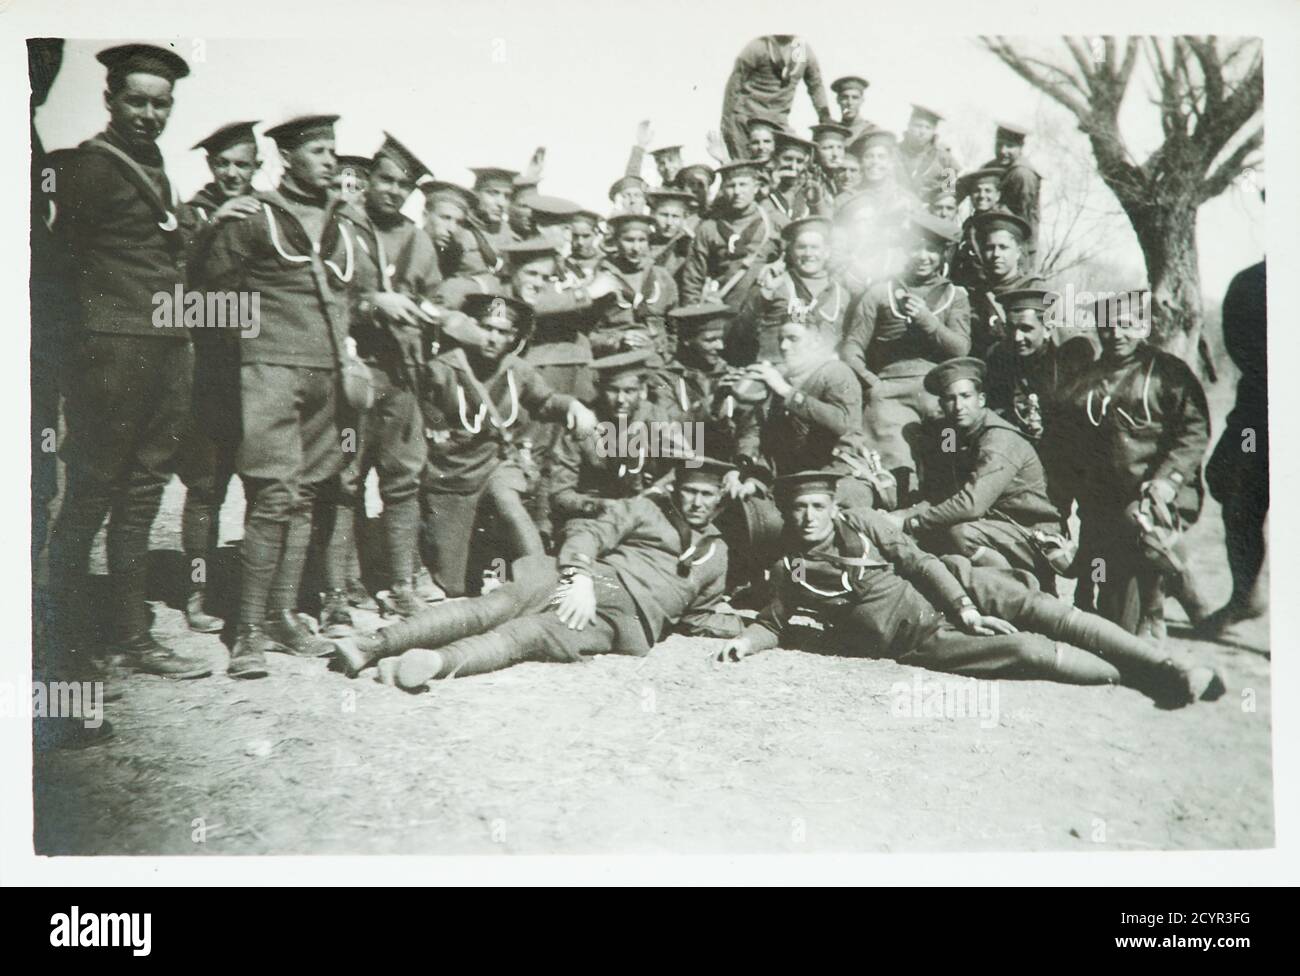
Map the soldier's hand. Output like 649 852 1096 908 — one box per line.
371 291 423 325
554 573 597 631
722 470 760 499
213 195 260 223
712 638 753 664
621 331 653 349
746 361 792 398
567 400 599 436
586 272 621 300
705 130 729 165
1144 478 1178 507
635 120 654 150
958 607 1018 636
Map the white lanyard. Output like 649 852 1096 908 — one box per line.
456 369 520 433
887 280 954 321
1086 358 1155 430
263 202 355 283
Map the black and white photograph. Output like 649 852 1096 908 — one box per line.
4 0 1297 888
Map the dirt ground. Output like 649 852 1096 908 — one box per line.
31 384 1273 855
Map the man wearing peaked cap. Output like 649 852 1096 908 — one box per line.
645 189 695 279
762 132 828 222
332 443 745 686
1060 286 1213 640
966 209 1047 359
714 461 1226 709
720 35 831 160
546 345 685 527
671 163 716 229
43 42 213 678
840 199 971 501
527 194 585 272
900 103 959 198
737 213 846 365
981 121 1041 261
983 288 1095 528
412 288 597 601
567 209 604 282
663 302 744 459
588 211 679 391
649 145 684 184
897 353 1062 589
680 155 788 309
195 109 381 672
318 128 445 627
741 114 788 163
949 168 1005 290
465 166 522 269
608 175 649 214
175 118 264 636
422 180 479 278
830 75 877 141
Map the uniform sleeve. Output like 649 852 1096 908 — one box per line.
912 284 971 358
856 511 970 613
1152 357 1211 488
911 432 1025 529
515 362 575 421
1000 165 1039 224
743 565 790 650
680 229 711 304
625 144 646 181
802 44 831 121
197 211 256 292
784 364 861 437
840 293 881 391
677 546 746 638
48 152 114 240
556 497 645 571
547 432 600 520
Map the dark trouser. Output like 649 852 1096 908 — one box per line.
47 335 193 644
1076 504 1200 633
1206 418 1269 608
862 373 940 504
324 365 425 591
177 350 241 594
420 460 545 598
389 559 649 682
237 363 344 626
837 556 1176 688
916 518 1054 593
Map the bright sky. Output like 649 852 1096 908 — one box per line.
31 4 1264 298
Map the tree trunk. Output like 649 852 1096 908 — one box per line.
1125 197 1203 356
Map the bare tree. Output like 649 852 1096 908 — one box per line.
980 36 1263 358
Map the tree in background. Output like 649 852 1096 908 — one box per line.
981 36 1262 368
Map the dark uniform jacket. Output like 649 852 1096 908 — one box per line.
968 271 1047 361
680 204 787 306
841 275 971 387
735 357 865 480
1059 343 1211 519
351 212 442 380
985 335 1095 441
663 352 741 461
421 346 574 494
589 259 679 361
651 229 694 281
49 129 187 339
200 185 373 368
741 508 971 655
736 265 851 365
557 493 743 644
910 410 1060 533
547 399 684 522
